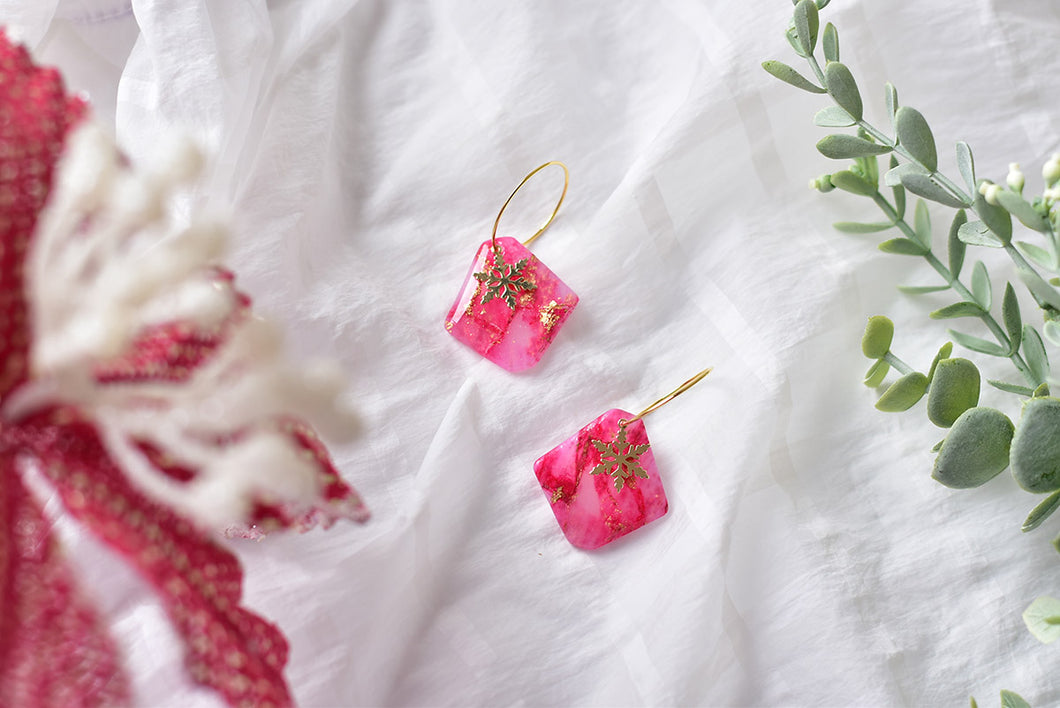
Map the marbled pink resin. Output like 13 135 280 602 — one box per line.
533 409 668 550
445 237 577 372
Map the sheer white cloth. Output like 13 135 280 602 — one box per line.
5 0 1060 704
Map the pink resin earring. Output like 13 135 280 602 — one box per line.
445 162 578 372
533 367 713 550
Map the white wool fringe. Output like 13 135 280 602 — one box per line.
3 122 358 528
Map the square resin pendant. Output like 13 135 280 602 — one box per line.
445 236 577 372
533 409 668 549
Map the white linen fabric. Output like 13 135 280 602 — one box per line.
5 0 1060 705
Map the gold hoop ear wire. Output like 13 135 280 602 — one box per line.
619 367 714 427
490 161 570 249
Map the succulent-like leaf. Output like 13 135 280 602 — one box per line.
948 210 967 278
1023 491 1060 532
813 105 856 127
875 371 928 412
932 407 1013 488
864 359 890 387
1023 596 1060 643
1017 266 1060 312
956 141 976 195
974 190 1013 244
817 134 890 159
824 62 863 121
1016 241 1056 271
927 358 980 427
1002 283 1022 354
957 220 1004 248
884 162 926 187
884 82 898 130
1044 320 1060 348
948 329 1008 357
988 379 1035 396
822 22 839 62
861 315 894 358
971 261 991 310
930 302 985 319
895 106 937 172
900 172 968 208
879 238 929 256
834 221 893 233
829 170 877 196
784 27 809 58
913 199 931 249
891 158 906 219
762 60 826 93
1011 396 1060 492
793 0 819 55
1022 325 1050 385
1035 383 1051 398
995 189 1048 232
898 284 949 295
927 342 954 383
999 690 1032 708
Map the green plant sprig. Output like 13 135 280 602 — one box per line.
766 0 1060 651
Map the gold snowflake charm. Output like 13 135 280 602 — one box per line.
473 245 536 309
590 426 651 492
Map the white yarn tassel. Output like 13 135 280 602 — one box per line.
5 122 358 528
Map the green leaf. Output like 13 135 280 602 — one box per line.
884 82 898 131
927 358 981 427
932 407 1014 488
948 329 1008 357
1044 320 1060 348
957 220 1004 248
900 172 969 208
813 105 856 127
793 0 819 55
995 188 1048 231
1011 396 1060 492
817 134 890 159
1023 491 1060 532
988 379 1034 397
824 62 863 121
969 698 978 708
913 198 931 248
1024 596 1060 644
822 22 839 62
892 165 906 218
876 371 928 412
834 221 893 233
1015 241 1055 271
784 27 809 58
1035 383 1051 397
815 0 830 8
879 238 929 256
1002 283 1022 355
898 284 949 294
974 190 1013 244
895 106 937 172
971 260 991 310
829 170 877 196
948 210 967 278
864 359 890 387
762 60 826 93
861 315 894 358
927 341 954 383
931 438 945 453
956 141 976 196
1016 266 1060 312
1000 689 1032 708
1023 325 1050 385
930 302 985 319
884 162 926 187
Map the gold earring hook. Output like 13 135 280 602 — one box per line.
620 367 713 427
491 161 570 249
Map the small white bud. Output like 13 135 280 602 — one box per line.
1007 162 1025 193
1043 155 1060 185
983 184 1002 206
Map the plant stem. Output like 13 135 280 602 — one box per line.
883 351 914 375
872 191 1037 386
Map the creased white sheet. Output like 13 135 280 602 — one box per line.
10 0 1060 705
